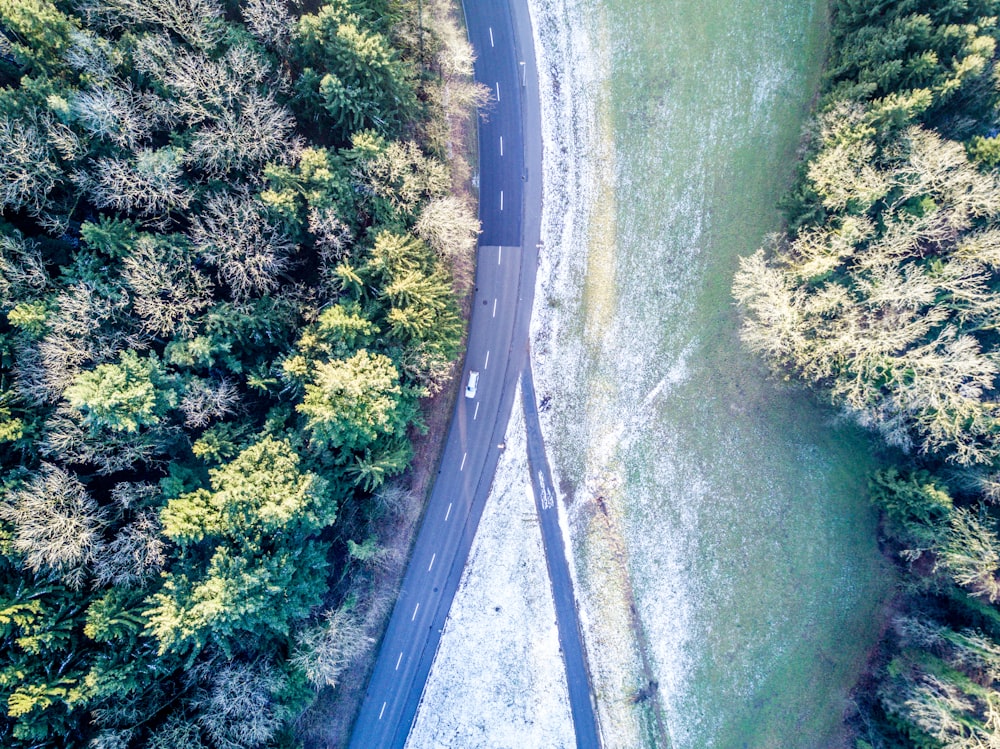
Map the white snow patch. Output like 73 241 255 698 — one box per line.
406 392 574 749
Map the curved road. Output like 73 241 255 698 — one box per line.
348 2 598 746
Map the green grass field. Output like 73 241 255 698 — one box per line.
533 0 896 745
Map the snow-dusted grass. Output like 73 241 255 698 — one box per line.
525 0 892 747
406 391 574 749
525 1 653 745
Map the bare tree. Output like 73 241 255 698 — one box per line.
64 30 117 83
893 126 1000 222
109 481 160 511
0 111 62 216
807 128 888 213
190 192 295 300
180 377 239 428
49 281 134 343
34 332 94 398
131 36 298 178
893 673 977 744
414 195 480 260
93 511 166 588
0 463 107 589
41 403 168 474
308 206 352 258
134 37 274 123
196 660 287 749
45 119 86 166
94 731 135 749
356 140 450 217
187 89 297 178
893 616 1000 689
400 340 456 396
80 0 225 51
145 715 205 749
87 729 135 749
241 0 292 52
307 206 354 298
81 147 192 218
938 507 1000 602
72 82 173 151
122 235 213 337
15 282 142 403
0 233 49 302
133 35 238 123
291 607 371 689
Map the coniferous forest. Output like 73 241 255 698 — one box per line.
0 0 482 745
733 1 1000 746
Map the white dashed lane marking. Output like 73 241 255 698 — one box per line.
428 553 436 571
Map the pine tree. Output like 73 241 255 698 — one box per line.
64 350 176 434
297 350 405 451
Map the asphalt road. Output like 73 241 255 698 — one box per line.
348 1 598 746
522 361 601 749
347 2 537 746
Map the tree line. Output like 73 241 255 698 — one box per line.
733 1 1000 746
0 0 482 746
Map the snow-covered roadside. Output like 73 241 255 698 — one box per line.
405 390 574 749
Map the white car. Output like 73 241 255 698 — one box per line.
465 371 480 399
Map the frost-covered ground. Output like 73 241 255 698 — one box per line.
525 0 892 747
406 392 574 749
